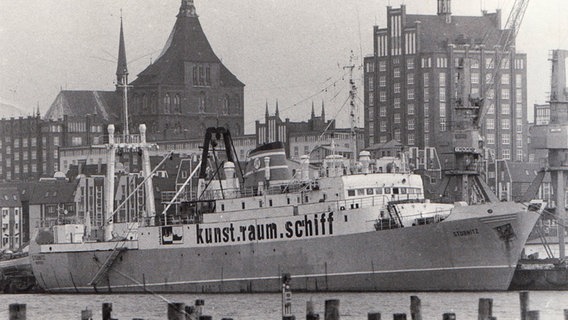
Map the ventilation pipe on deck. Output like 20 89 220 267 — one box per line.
300 155 310 180
359 151 371 174
264 156 271 181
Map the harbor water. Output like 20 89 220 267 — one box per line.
0 291 567 319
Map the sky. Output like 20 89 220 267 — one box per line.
1 0 568 133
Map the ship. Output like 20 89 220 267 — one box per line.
28 123 545 293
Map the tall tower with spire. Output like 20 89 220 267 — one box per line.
116 15 128 87
116 15 130 136
130 0 244 140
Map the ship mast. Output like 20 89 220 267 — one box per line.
343 51 358 162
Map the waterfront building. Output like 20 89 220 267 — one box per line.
0 185 22 251
363 0 528 164
256 101 363 160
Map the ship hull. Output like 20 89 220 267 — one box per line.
30 207 538 293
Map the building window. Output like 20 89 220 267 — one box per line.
486 118 495 130
436 57 447 68
407 118 415 130
380 121 387 132
366 61 375 72
408 133 415 146
501 58 510 69
394 68 400 78
164 93 171 114
439 88 446 102
423 73 429 87
487 103 495 114
174 94 181 114
516 149 524 161
487 133 495 145
198 92 206 112
501 74 510 85
394 113 401 124
368 78 374 91
421 57 431 68
471 72 480 85
501 118 511 130
516 89 523 102
424 90 430 102
486 58 494 69
439 102 446 118
501 103 510 115
368 92 374 106
502 134 510 145
223 95 230 115
440 117 447 132
379 76 386 87
394 129 401 142
379 91 387 102
502 88 510 100
394 83 400 94
471 58 480 68
379 61 387 72
407 58 414 69
379 107 386 117
439 72 446 87
407 88 414 100
394 98 400 109
516 119 523 133
407 73 414 85
72 137 83 146
515 59 525 70
408 103 415 115
502 148 511 160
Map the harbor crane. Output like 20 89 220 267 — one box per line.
436 0 529 204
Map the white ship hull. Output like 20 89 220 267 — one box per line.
30 202 539 293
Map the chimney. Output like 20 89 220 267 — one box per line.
437 0 452 23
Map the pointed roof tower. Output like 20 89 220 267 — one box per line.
275 99 279 117
132 0 243 87
116 15 128 85
311 101 315 119
321 100 326 122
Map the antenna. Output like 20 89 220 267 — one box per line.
343 51 358 162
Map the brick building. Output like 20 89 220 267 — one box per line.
130 0 245 141
364 0 528 165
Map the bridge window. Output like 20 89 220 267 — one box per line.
366 188 374 195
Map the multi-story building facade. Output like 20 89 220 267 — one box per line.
0 186 22 251
364 0 528 165
256 102 363 161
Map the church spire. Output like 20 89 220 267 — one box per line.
265 100 269 117
311 101 315 119
321 100 326 122
178 0 197 18
116 14 128 86
275 99 279 116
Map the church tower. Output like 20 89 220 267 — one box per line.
130 0 245 140
116 15 129 135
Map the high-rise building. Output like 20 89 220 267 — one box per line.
364 1 528 163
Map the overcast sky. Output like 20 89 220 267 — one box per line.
1 0 568 133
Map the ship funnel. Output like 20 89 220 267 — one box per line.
359 151 371 174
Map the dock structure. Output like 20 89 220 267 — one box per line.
4 292 568 319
